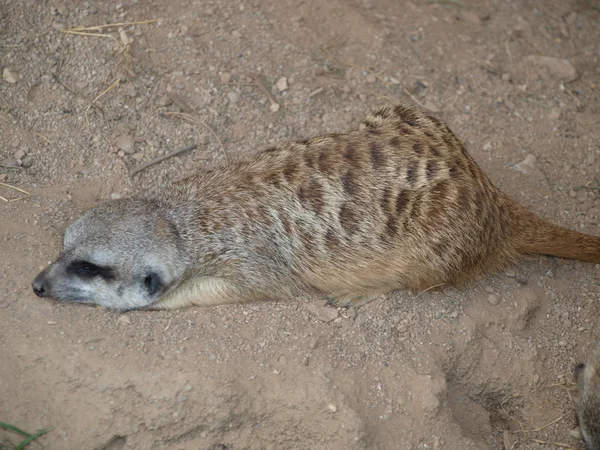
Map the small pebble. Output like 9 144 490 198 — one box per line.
227 91 239 105
570 427 582 439
328 404 337 413
275 77 288 92
115 135 134 154
269 103 280 112
305 302 339 323
459 11 481 25
487 294 500 305
365 73 377 83
2 68 19 84
504 269 516 277
117 315 131 324
220 72 231 84
20 155 33 168
483 286 494 294
156 95 173 107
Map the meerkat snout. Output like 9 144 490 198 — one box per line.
32 198 188 310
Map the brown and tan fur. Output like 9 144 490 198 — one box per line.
32 101 600 310
575 342 600 450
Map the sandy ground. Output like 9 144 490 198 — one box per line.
1 0 600 449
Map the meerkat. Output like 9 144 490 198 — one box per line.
31 101 600 311
575 342 600 450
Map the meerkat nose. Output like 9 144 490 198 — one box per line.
32 273 48 297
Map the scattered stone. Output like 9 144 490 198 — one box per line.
483 142 492 151
20 155 33 168
220 72 231 84
365 73 377 83
305 302 339 323
524 55 577 82
549 108 561 120
389 76 400 85
275 77 288 92
487 294 500 305
586 152 596 165
501 73 511 82
115 135 134 154
328 403 337 413
484 285 494 294
503 430 517 450
227 91 239 105
269 103 280 113
232 29 242 39
459 11 481 25
47 321 57 325
308 337 318 349
156 95 173 107
118 315 131 324
513 154 537 175
110 192 121 200
569 427 582 439
3 68 19 84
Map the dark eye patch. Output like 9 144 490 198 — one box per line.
573 363 586 380
144 272 164 297
67 260 114 280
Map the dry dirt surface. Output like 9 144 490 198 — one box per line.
1 0 600 449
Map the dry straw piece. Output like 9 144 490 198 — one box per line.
0 182 31 203
162 112 228 164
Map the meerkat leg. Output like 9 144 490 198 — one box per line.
325 291 386 308
147 276 262 310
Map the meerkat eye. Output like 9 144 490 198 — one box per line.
573 363 586 380
67 260 114 279
144 272 164 297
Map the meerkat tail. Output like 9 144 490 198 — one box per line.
513 205 600 263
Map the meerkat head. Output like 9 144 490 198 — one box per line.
32 198 187 310
574 342 600 450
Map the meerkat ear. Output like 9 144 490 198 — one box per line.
154 216 179 241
